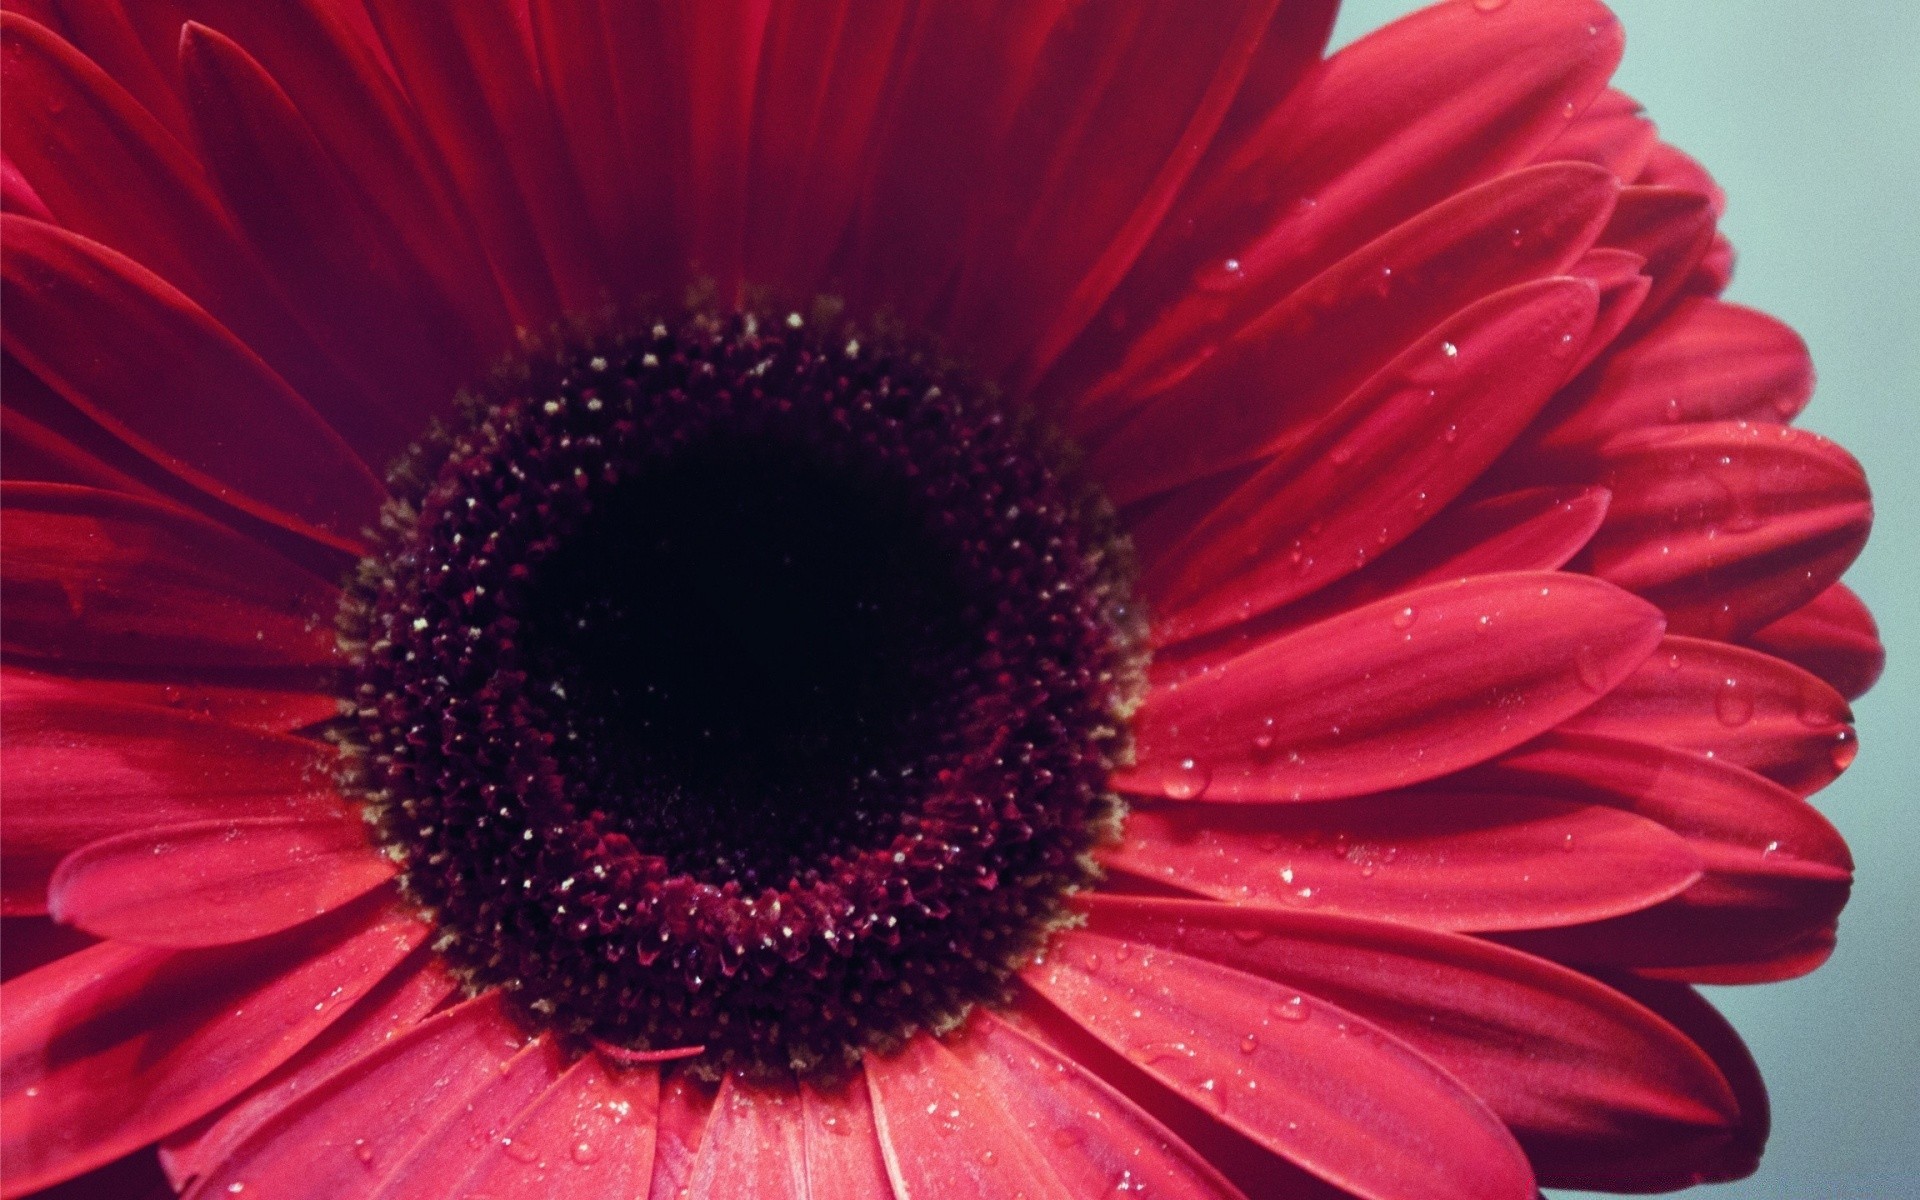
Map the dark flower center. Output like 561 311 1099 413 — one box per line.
340 308 1140 1076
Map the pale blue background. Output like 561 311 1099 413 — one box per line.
1328 3 1920 1195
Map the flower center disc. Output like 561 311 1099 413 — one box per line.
341 309 1140 1076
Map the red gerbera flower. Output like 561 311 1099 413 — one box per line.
0 0 1882 1197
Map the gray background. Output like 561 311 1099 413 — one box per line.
1326 2 1920 1195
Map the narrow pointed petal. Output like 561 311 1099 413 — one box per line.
1 674 343 913
0 13 382 429
1143 278 1598 641
1597 184 1716 328
1119 573 1664 803
183 993 533 1200
866 1033 1072 1200
1079 896 1742 1182
1586 421 1872 639
958 1010 1246 1200
1562 635 1856 794
1051 0 1622 407
1104 789 1700 931
1082 162 1616 474
362 0 606 322
0 484 337 671
1026 927 1534 1200
1531 298 1813 453
0 667 336 734
448 1056 661 1200
1 897 424 1196
1746 582 1884 701
48 817 393 948
0 222 385 551
684 1076 809 1199
160 953 459 1188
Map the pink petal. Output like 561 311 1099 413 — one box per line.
1141 278 1599 642
865 1033 1073 1200
0 220 384 552
647 1072 719 1200
1585 421 1872 639
0 896 424 1194
957 1009 1245 1200
448 1055 661 1200
1079 896 1741 1182
794 1076 904 1200
1596 184 1715 329
361 1040 572 1199
1534 88 1655 178
1025 926 1535 1200
684 1075 810 1199
2 672 344 914
1745 582 1884 701
48 816 394 948
0 667 337 734
1118 573 1665 803
184 993 535 1200
1104 788 1700 931
1561 634 1856 794
0 484 337 671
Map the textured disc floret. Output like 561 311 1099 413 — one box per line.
340 307 1141 1076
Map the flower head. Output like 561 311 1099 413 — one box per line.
0 1 1879 1198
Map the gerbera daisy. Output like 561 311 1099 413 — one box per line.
0 0 1881 1196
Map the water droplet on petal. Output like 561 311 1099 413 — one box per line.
1573 645 1611 693
1830 728 1859 771
1162 758 1212 801
1391 605 1417 630
1239 1033 1259 1055
1473 0 1510 10
1273 994 1310 1021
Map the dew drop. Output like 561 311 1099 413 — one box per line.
1473 0 1510 10
1391 605 1417 630
1715 678 1755 727
1442 423 1460 444
1162 758 1212 801
572 1141 599 1165
1273 994 1310 1021
1440 341 1460 362
501 1137 540 1164
1830 728 1858 771
353 1139 374 1166
1562 834 1577 853
1239 1033 1260 1055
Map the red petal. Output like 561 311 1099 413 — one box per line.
360 1040 572 1198
865 1033 1073 1200
1567 974 1768 1189
183 993 533 1199
0 13 381 440
0 484 336 672
0 220 384 551
176 22 481 466
958 1009 1246 1200
48 816 393 948
1079 896 1741 1182
0 896 424 1194
943 0 1290 383
1531 297 1813 454
447 1055 661 1200
683 1076 809 1199
361 0 607 323
160 952 459 1187
648 1071 719 1200
1139 279 1599 640
1485 733 1852 981
793 1078 894 1200
1745 582 1884 701
1561 634 1856 794
1585 421 1872 639
1119 573 1665 802
1081 161 1616 469
1598 184 1716 329
1025 926 1534 1200
1 673 344 914
1049 0 1622 408
1 666 336 734
1104 788 1700 931
1534 88 1655 178
1239 486 1611 643
1 154 53 220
